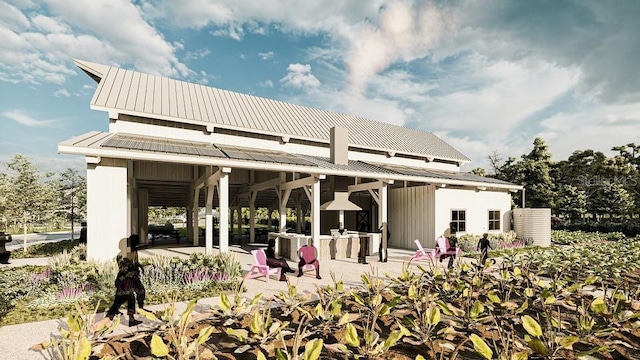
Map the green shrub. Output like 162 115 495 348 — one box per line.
11 239 81 259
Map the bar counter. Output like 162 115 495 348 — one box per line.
269 231 380 261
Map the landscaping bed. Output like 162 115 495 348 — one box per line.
36 235 640 359
0 249 242 326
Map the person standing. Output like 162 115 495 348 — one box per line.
477 233 492 268
106 235 146 326
78 221 87 244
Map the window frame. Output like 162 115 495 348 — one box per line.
488 209 501 231
450 209 467 233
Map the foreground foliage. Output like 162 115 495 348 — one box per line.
0 250 242 326
36 235 640 359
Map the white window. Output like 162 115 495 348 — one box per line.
488 210 501 231
451 210 466 233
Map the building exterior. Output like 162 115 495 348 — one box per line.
60 60 522 261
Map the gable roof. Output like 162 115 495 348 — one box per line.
74 59 471 164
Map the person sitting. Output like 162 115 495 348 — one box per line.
265 238 295 281
297 240 321 279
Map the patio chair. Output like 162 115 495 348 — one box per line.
436 236 462 258
410 239 436 262
298 245 319 277
245 249 281 282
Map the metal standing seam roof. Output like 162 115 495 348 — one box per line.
74 59 471 163
60 132 518 188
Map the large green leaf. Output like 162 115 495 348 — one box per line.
150 334 169 357
469 334 493 360
557 335 579 349
426 306 441 326
77 337 91 360
303 338 323 360
344 323 360 347
590 298 607 315
527 338 549 355
219 293 231 311
522 315 543 338
470 301 485 319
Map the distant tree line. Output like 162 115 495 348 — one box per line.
0 155 87 247
472 138 639 229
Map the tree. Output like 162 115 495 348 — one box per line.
590 182 635 219
495 138 555 208
470 167 487 176
554 184 587 221
487 150 503 176
57 168 86 240
3 155 57 250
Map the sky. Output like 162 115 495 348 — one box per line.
1 0 639 175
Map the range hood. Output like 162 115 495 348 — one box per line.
320 128 361 211
320 191 362 211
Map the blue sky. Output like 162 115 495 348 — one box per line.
1 0 639 174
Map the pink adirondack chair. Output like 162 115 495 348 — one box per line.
245 249 281 282
436 236 462 258
410 239 437 261
298 245 319 277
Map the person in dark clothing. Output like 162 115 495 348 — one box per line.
378 225 389 262
106 235 146 326
357 222 368 264
477 233 492 267
78 221 87 244
265 238 295 281
439 235 458 268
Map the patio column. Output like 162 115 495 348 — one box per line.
379 182 388 261
311 176 321 255
191 187 200 246
218 169 230 253
237 206 242 242
296 194 303 233
205 184 215 255
86 158 129 261
137 188 148 245
249 192 256 243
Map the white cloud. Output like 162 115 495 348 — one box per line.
280 63 320 89
0 2 30 31
259 80 274 88
423 56 580 133
3 111 56 127
53 88 70 97
0 0 193 86
538 103 640 160
258 51 274 60
185 48 211 60
31 14 70 33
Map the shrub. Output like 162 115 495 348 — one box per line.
457 231 521 253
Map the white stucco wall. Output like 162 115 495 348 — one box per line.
434 188 512 238
86 158 130 261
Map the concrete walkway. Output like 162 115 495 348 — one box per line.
0 245 482 360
